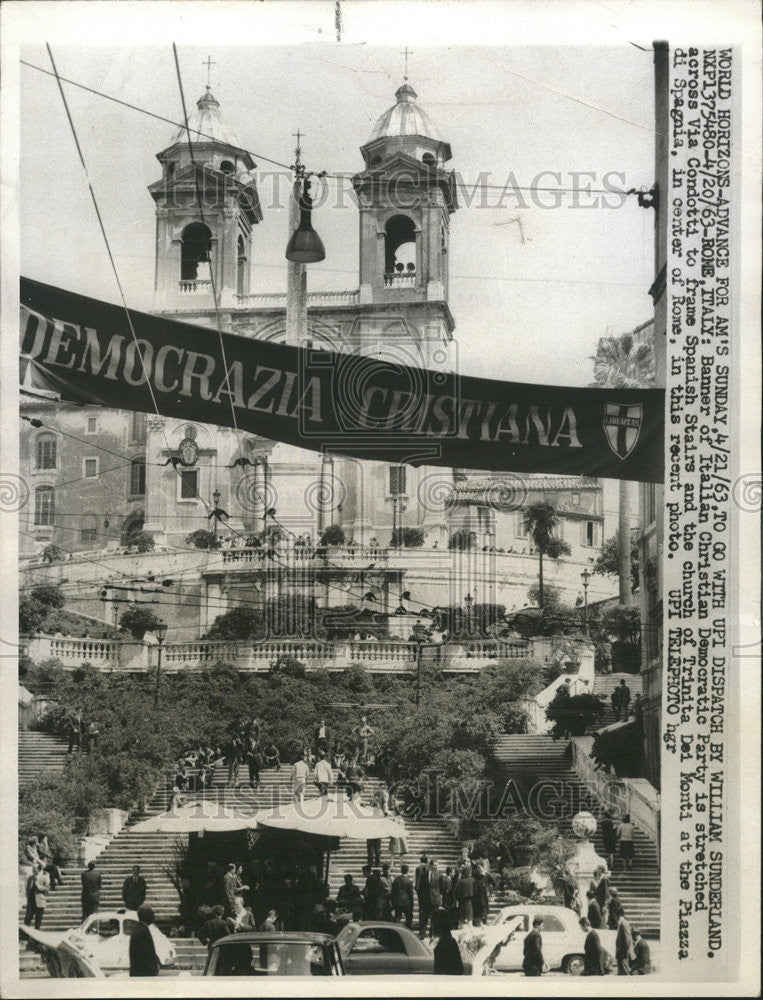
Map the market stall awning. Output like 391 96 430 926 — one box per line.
255 795 406 842
129 799 258 834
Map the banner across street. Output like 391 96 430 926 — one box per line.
20 278 664 482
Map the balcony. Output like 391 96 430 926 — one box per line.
383 271 416 288
178 279 212 295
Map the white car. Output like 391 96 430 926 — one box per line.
456 904 617 976
21 909 176 977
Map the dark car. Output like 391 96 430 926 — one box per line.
203 932 344 977
337 921 459 975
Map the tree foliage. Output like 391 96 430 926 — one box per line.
389 526 425 548
185 528 220 550
119 606 163 640
125 529 155 553
522 503 572 610
474 813 576 878
30 584 65 609
594 529 640 592
205 606 265 641
545 691 606 738
319 524 345 546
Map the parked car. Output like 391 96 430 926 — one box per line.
336 921 438 975
203 932 344 976
20 909 175 977
455 904 617 975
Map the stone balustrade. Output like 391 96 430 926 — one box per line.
21 632 584 678
234 289 359 309
218 544 388 568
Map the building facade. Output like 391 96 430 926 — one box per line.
20 77 616 636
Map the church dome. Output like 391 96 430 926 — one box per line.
170 87 243 149
368 82 441 142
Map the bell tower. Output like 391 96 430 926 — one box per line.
353 80 458 308
149 86 263 312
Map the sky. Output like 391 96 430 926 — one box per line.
19 35 657 389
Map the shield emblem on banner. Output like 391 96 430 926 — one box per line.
603 403 643 460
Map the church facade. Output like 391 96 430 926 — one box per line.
19 79 614 634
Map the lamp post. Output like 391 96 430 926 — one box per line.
464 592 474 637
212 488 222 542
153 620 168 710
581 568 591 635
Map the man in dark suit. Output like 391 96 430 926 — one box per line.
414 854 429 936
122 865 147 911
391 864 414 928
586 889 603 928
197 905 233 947
80 861 101 921
522 916 545 976
222 863 238 918
423 859 449 936
580 917 605 975
630 929 652 974
129 905 160 976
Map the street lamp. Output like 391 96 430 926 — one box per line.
464 592 474 636
153 620 168 709
581 568 591 635
212 488 221 540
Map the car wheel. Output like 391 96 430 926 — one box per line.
564 954 585 976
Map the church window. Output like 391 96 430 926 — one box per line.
180 223 212 281
35 434 57 470
179 469 199 500
80 515 98 543
220 159 235 175
34 485 55 526
130 458 146 496
389 465 407 496
131 412 147 444
422 152 436 168
384 215 416 285
515 512 529 538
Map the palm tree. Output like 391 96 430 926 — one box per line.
523 502 572 610
591 329 655 608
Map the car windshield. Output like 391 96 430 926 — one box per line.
209 941 335 976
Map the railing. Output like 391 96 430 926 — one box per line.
44 638 121 663
234 289 359 308
162 640 242 665
460 639 529 659
219 544 388 567
178 279 212 295
383 272 416 287
21 633 551 676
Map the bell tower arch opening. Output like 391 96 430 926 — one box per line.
180 223 212 282
384 215 417 285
